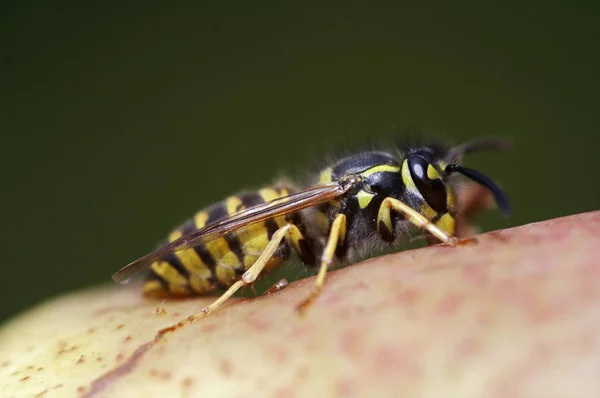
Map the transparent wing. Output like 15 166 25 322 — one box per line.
112 181 355 284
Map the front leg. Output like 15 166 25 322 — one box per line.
377 197 457 245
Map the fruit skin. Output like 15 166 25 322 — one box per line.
1 211 599 398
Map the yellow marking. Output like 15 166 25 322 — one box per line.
360 164 400 178
194 211 209 229
168 229 212 280
194 208 241 272
275 216 288 229
435 213 456 236
142 280 164 296
436 160 448 171
151 261 189 286
377 201 393 236
259 187 281 202
188 211 222 291
226 196 243 215
189 274 215 293
297 213 346 315
319 167 333 184
287 224 306 255
215 264 237 287
356 189 375 209
401 160 418 193
168 230 181 243
420 204 438 220
207 187 294 277
427 164 441 180
233 187 292 269
259 187 288 229
237 222 271 269
206 238 240 270
168 283 190 295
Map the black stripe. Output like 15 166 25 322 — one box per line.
206 201 232 224
224 233 245 266
206 202 245 267
286 211 318 266
212 276 230 290
237 191 266 209
331 151 397 177
264 218 279 239
234 190 280 237
378 220 394 242
180 219 216 270
146 269 169 290
163 253 191 281
430 212 444 224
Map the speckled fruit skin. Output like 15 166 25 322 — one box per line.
1 211 599 398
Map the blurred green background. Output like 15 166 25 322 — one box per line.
1 3 598 323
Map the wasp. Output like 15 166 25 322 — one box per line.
112 138 510 318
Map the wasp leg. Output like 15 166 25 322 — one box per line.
378 197 456 244
181 224 293 323
240 283 259 297
297 213 346 316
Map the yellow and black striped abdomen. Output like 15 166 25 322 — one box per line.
143 186 293 297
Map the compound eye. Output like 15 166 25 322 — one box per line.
407 155 448 213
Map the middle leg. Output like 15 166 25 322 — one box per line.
296 213 346 315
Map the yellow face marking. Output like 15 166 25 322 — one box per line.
356 189 375 209
226 196 243 215
427 164 441 180
319 167 333 184
435 213 455 236
401 160 418 194
360 164 400 178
